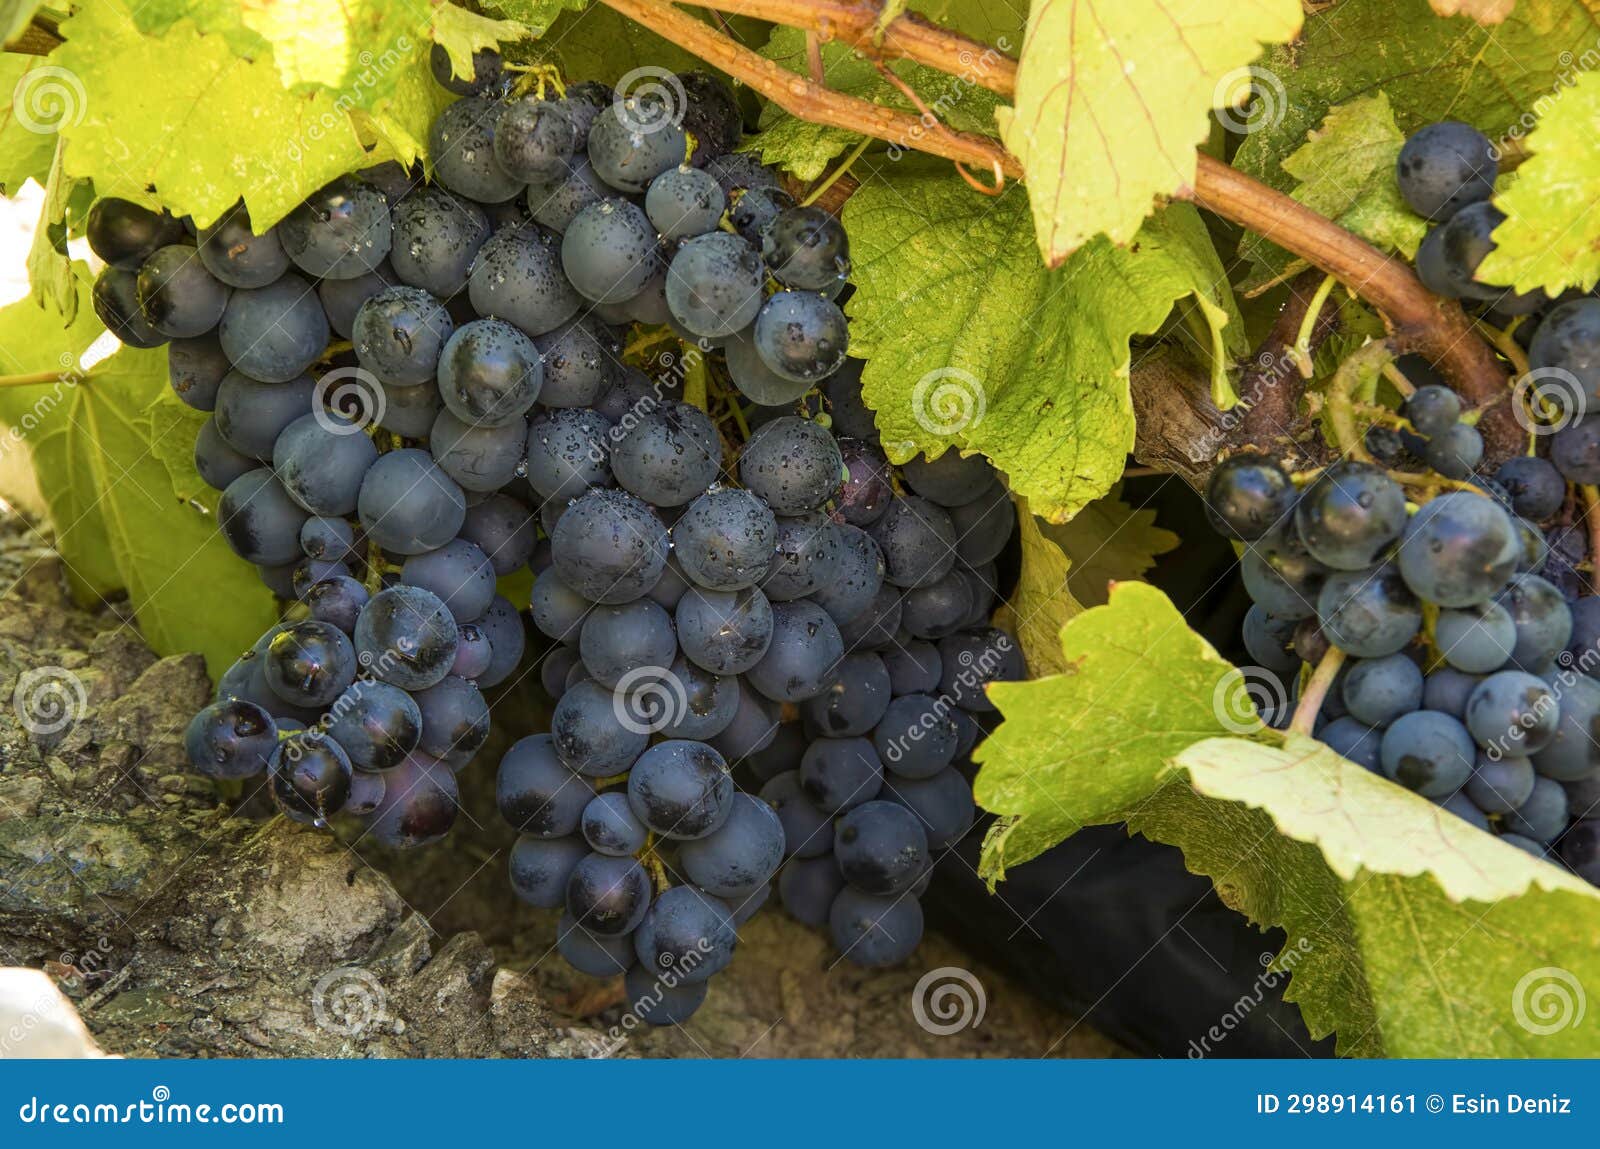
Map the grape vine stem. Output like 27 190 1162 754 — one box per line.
1289 646 1346 737
599 0 1518 458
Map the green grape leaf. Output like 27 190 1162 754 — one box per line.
748 26 1006 181
131 0 431 100
996 0 1302 266
24 138 76 323
1139 736 1600 1057
912 0 1028 45
0 55 62 194
991 501 1083 679
973 581 1243 881
0 265 275 675
844 164 1243 522
1233 0 1600 195
478 0 589 39
1478 70 1600 293
432 3 537 80
54 0 391 230
1046 486 1180 607
1241 93 1427 294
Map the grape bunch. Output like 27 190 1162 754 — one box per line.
101 53 1024 1024
1208 447 1600 875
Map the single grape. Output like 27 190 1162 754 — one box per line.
360 752 460 848
587 98 689 193
557 912 636 977
1424 423 1484 480
574 792 646 857
136 244 231 338
646 165 726 239
560 198 659 304
579 599 678 688
829 887 924 968
526 154 611 233
474 595 526 690
429 408 526 493
610 401 722 507
743 599 843 704
218 468 310 566
185 698 278 779
493 98 577 183
670 489 776 591
353 584 459 691
271 412 378 517
664 231 766 339
760 770 834 859
1495 456 1565 521
351 285 453 386
401 539 495 624
510 834 589 908
1500 573 1573 670
166 333 231 412
799 652 890 738
1466 751 1536 815
1239 528 1329 621
551 680 650 777
429 43 506 95
1340 653 1424 726
1379 710 1476 797
761 205 850 291
1529 672 1600 781
194 417 256 491
1403 384 1461 437
632 886 736 986
937 627 1026 713
810 525 886 628
269 732 353 824
317 262 398 339
93 266 167 348
884 643 942 698
1464 670 1559 755
550 487 669 604
531 567 593 645
753 291 849 383
676 586 774 676
356 449 466 555
305 576 370 635
1316 716 1381 771
835 585 905 651
430 98 523 203
626 739 734 839
679 792 786 897
1396 492 1519 608
1396 121 1497 222
217 274 329 383
436 318 543 427
1503 774 1570 843
198 203 291 289
460 494 537 575
279 176 392 279
1294 462 1406 571
535 316 616 409
262 619 356 709
388 187 490 297
87 197 185 269
729 184 795 247
466 226 580 339
778 855 846 926
1435 600 1516 674
1422 667 1481 719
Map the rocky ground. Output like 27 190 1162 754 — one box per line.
0 510 1118 1059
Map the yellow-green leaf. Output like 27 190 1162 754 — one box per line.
845 163 1243 522
998 0 1302 265
1478 70 1600 294
1046 486 1179 606
993 501 1083 678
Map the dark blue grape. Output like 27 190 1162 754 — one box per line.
185 698 277 780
